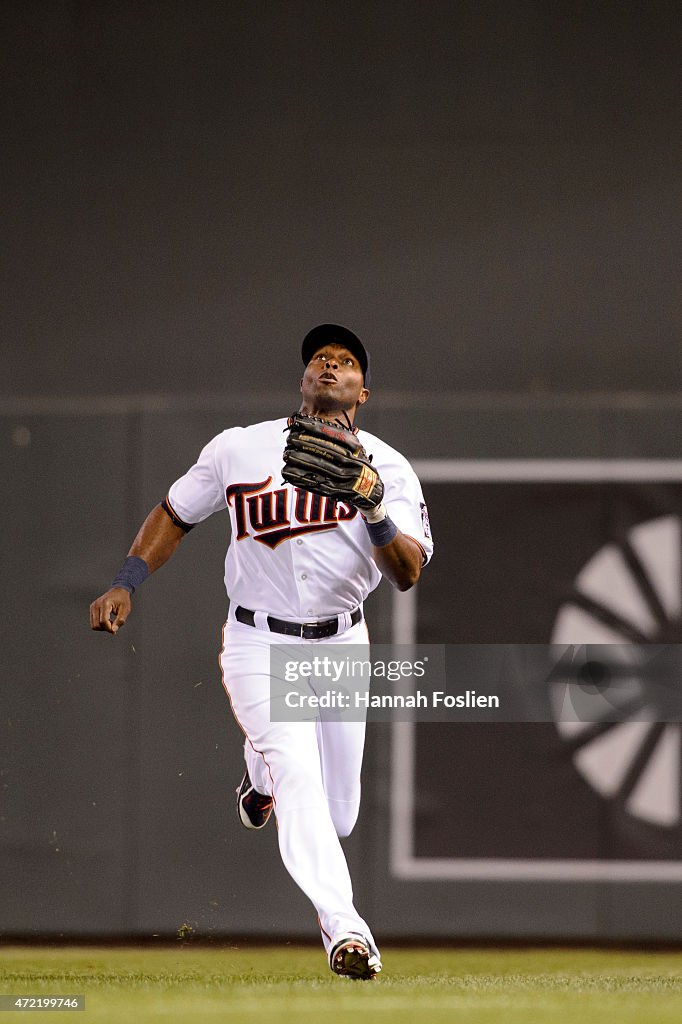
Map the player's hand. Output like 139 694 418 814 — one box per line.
89 587 132 634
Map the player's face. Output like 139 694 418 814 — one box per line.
300 344 369 416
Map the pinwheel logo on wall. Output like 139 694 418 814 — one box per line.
551 516 682 828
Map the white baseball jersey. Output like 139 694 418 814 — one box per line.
166 416 433 619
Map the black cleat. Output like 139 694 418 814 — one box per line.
329 933 382 980
236 770 273 830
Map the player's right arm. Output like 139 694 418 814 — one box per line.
89 504 186 634
91 431 228 635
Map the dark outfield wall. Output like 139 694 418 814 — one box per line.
1 2 681 940
1 1 680 396
2 397 682 940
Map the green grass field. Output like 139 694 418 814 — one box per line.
1 945 681 1023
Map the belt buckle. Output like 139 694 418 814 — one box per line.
301 617 336 640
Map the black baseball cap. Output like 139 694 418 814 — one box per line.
301 324 371 385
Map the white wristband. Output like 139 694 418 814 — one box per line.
363 501 387 524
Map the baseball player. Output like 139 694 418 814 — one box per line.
90 324 433 980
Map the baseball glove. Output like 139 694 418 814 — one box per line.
282 413 384 512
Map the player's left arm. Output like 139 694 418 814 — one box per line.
281 415 431 588
369 530 424 591
361 449 432 591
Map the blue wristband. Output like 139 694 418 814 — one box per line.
111 555 150 594
363 514 398 547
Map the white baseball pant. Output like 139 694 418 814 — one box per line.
219 612 377 956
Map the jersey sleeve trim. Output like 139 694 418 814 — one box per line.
161 496 196 533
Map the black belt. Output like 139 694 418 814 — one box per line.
235 605 361 640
